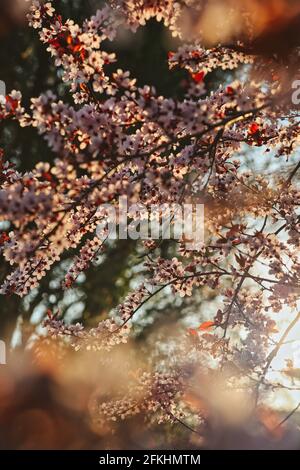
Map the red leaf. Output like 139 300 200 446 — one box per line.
46 309 53 319
188 328 198 336
48 38 61 50
0 232 10 245
226 86 234 95
6 95 18 112
249 122 259 135
191 71 205 83
199 321 215 331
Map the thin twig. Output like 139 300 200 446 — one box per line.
274 402 300 430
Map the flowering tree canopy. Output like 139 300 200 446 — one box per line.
0 0 300 447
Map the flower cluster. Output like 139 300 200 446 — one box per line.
90 370 184 426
